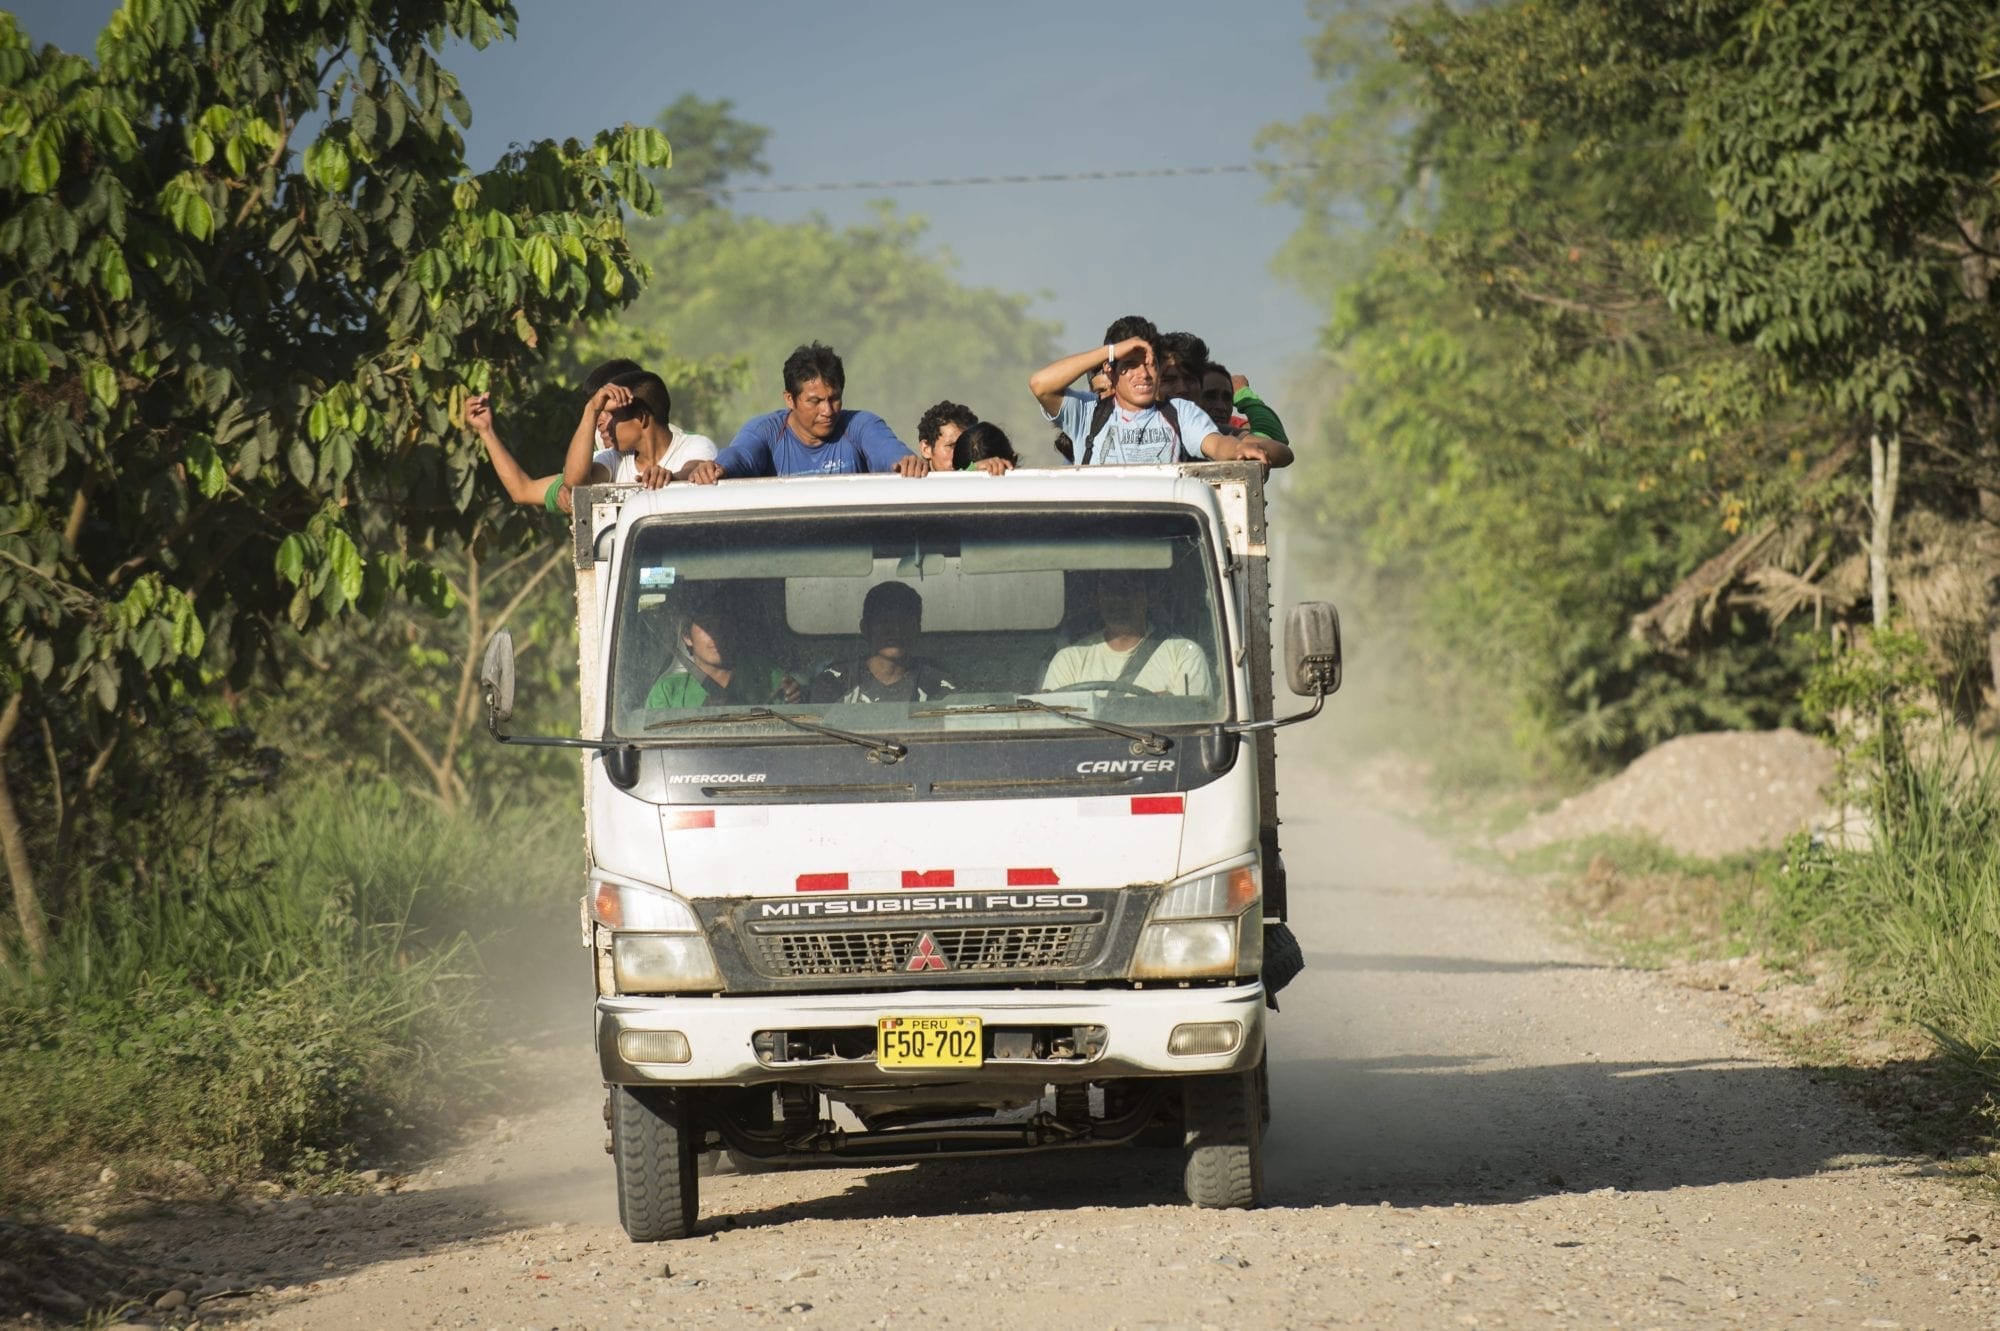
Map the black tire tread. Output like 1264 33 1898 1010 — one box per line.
1182 1068 1265 1209
612 1084 698 1241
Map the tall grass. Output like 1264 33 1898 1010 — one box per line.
0 779 579 1211
1766 741 2000 1076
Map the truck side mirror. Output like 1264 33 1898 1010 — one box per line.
480 630 517 724
1285 602 1342 697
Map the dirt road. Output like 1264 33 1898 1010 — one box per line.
129 781 2000 1328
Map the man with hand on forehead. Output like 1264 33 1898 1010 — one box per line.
1027 316 1292 469
561 370 718 493
680 342 928 482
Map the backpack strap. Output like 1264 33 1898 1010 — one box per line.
1079 396 1116 466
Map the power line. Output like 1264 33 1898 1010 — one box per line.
673 162 1323 197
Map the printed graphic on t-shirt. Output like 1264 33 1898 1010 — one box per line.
1049 392 1216 466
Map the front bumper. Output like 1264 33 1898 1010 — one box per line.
596 982 1266 1086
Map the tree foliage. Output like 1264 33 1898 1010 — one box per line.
605 98 1063 459
0 0 668 960
1268 0 2000 770
0 0 666 701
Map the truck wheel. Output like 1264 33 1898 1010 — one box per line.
1182 1069 1265 1209
611 1084 699 1241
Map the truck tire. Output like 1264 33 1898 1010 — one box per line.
1181 1068 1265 1209
611 1084 698 1241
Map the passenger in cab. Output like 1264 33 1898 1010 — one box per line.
955 421 1018 474
1042 570 1213 697
1028 318 1292 468
808 583 958 704
646 590 803 709
917 400 979 471
562 370 718 492
680 343 928 482
465 357 644 515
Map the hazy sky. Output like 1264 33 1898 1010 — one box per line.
11 1 1332 387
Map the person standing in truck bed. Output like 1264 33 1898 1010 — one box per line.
464 357 645 517
1028 317 1291 469
679 343 929 482
561 370 718 493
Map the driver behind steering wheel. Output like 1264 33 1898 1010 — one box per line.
1040 570 1212 697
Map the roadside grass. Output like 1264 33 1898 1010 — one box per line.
0 779 578 1215
1513 739 2000 1176
1509 833 1774 971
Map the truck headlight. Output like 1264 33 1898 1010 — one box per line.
613 933 722 992
589 873 721 992
1132 861 1262 980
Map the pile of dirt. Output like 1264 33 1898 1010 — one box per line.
1497 728 1837 859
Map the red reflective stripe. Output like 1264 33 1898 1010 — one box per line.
796 872 849 892
1007 867 1060 886
1131 795 1184 816
902 869 955 889
664 809 715 831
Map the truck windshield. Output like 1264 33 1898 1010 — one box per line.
605 506 1229 742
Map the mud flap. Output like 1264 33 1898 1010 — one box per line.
1262 920 1304 1010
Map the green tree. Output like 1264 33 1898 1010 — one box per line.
603 98 1062 459
0 0 669 967
1650 0 2000 641
1271 0 1836 768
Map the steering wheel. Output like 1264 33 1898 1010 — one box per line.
1041 679 1158 698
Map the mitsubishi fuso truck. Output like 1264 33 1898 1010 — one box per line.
478 460 1340 1241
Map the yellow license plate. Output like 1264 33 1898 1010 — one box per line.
876 1015 983 1069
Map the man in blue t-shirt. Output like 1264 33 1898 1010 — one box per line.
1028 315 1293 469
678 342 929 483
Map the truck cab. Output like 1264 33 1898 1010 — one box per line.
481 462 1339 1240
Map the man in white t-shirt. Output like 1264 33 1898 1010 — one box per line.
1028 316 1292 469
1041 570 1213 697
561 370 717 491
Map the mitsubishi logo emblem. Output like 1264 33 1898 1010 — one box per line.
906 933 948 972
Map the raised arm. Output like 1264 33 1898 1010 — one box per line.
1029 335 1150 415
467 394 559 506
561 381 627 487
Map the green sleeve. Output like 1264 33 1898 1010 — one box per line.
543 477 565 513
645 671 706 709
1233 387 1289 445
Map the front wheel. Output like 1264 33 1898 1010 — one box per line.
1182 1067 1265 1209
611 1084 699 1241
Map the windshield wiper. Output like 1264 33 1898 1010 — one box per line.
643 707 906 763
916 699 1169 755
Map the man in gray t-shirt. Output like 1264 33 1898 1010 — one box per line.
1028 316 1293 469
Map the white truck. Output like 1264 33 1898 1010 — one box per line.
479 461 1340 1241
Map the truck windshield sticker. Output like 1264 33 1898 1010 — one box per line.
639 565 676 588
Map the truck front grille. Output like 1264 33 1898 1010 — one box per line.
746 923 1102 978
